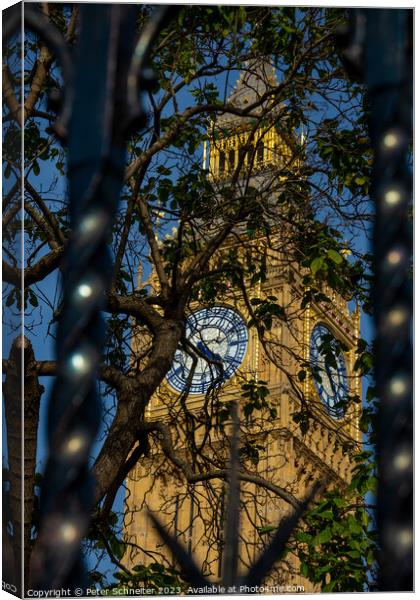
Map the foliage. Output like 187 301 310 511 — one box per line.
294 462 377 592
297 221 372 311
110 563 185 594
240 379 277 422
89 562 185 594
288 337 378 592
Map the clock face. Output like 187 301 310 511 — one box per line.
310 324 348 418
166 306 248 395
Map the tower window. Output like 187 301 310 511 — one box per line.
238 145 247 169
219 151 226 175
257 142 264 164
228 148 235 170
247 144 255 166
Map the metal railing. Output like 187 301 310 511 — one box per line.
337 9 413 591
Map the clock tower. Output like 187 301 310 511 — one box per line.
124 60 361 590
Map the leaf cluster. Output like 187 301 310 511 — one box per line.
110 563 184 593
293 467 378 592
297 220 370 307
241 379 277 422
248 296 285 332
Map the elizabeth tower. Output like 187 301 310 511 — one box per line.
124 60 361 591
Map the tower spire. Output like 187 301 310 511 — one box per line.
228 56 278 110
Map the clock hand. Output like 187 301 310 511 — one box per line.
325 361 338 396
196 341 228 391
319 367 333 396
197 340 223 363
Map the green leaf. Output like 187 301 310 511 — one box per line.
300 562 309 578
315 526 332 545
258 524 277 534
322 580 337 592
295 531 313 543
347 516 362 535
316 510 334 521
110 537 126 560
327 249 344 264
310 256 325 276
366 386 376 401
355 176 367 185
243 403 254 417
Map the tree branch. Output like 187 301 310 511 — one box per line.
136 194 170 297
92 316 184 504
24 202 61 251
3 247 64 287
145 421 301 510
24 8 53 119
98 531 133 577
124 98 286 182
2 65 21 125
25 179 67 246
107 293 163 332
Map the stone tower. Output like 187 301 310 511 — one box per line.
124 59 361 592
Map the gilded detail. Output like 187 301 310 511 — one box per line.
208 126 293 179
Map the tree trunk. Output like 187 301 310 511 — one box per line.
93 318 184 503
3 336 43 592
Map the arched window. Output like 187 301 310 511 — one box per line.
247 144 255 166
238 145 247 168
228 148 235 169
219 151 225 175
257 141 264 164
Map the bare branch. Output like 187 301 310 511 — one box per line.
24 31 53 119
2 65 21 125
107 293 163 331
24 202 61 251
136 194 170 297
145 421 302 510
37 360 128 391
25 179 67 246
3 247 64 287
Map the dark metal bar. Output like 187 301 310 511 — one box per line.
221 402 240 586
28 5 174 591
337 8 413 591
365 10 413 592
30 5 137 590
